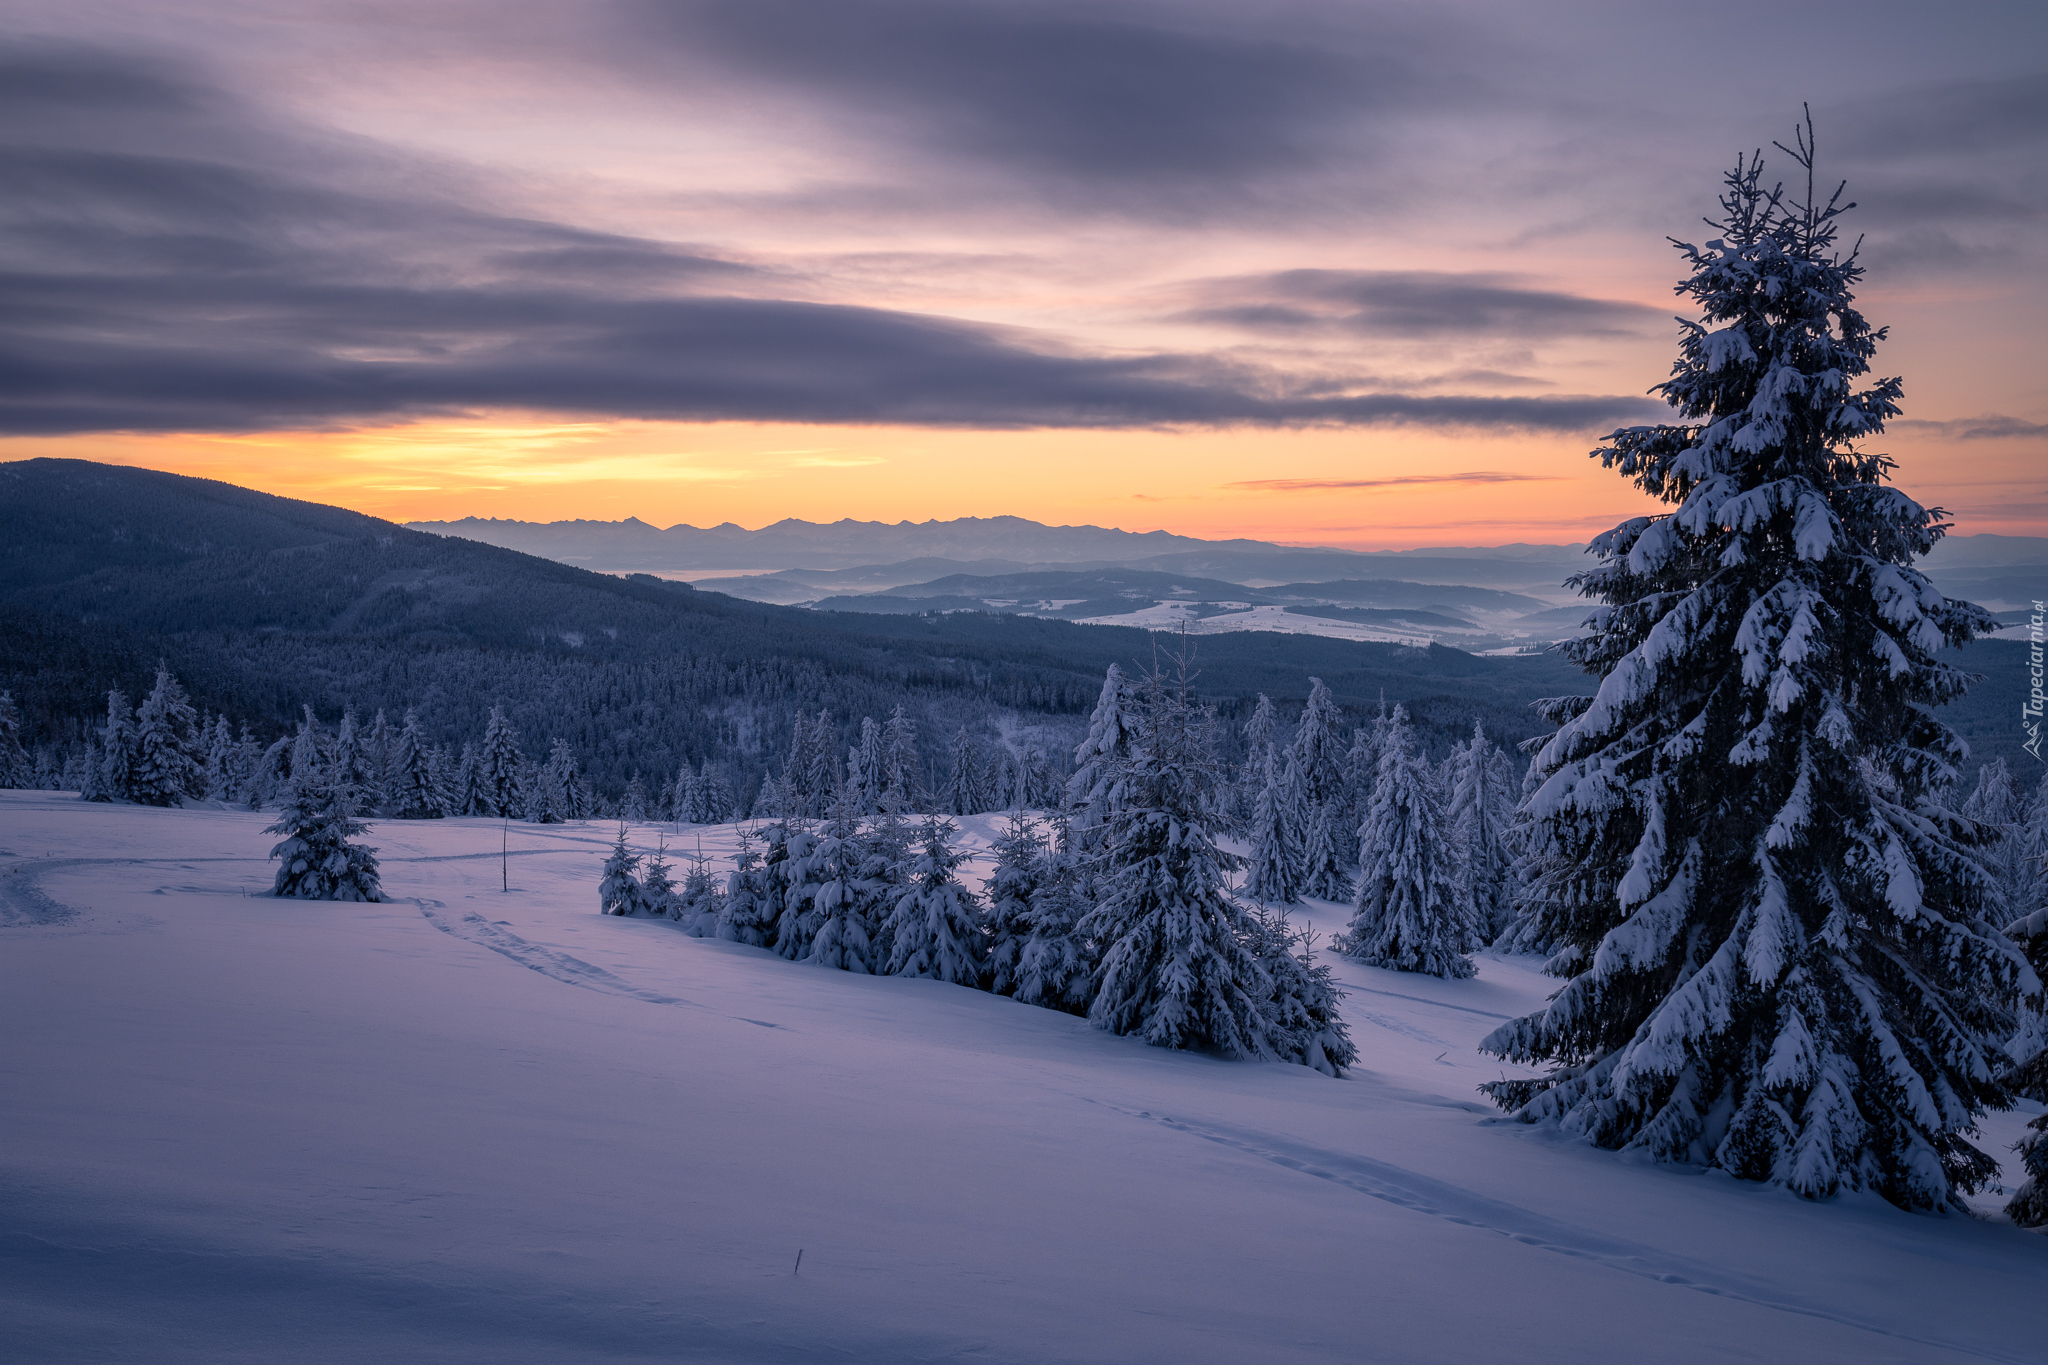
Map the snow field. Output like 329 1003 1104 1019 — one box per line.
2 792 2041 1364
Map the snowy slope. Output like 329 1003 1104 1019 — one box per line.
2 792 2041 1364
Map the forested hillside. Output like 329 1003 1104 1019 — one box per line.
1 459 1613 809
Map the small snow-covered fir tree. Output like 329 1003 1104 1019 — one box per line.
622 772 650 822
91 689 135 802
289 707 325 785
1962 759 2029 919
1238 693 1279 812
1082 661 1273 1056
942 725 986 816
1067 663 1140 852
202 715 236 802
476 707 525 817
1300 799 1354 903
858 805 914 965
673 853 725 936
267 779 382 901
385 710 447 819
1248 906 1356 1077
525 738 586 823
881 706 922 812
329 710 372 802
362 709 394 812
985 811 1046 996
883 816 987 985
0 690 32 789
252 733 293 808
232 723 263 808
848 716 884 813
598 827 648 916
1477 122 2034 1210
452 741 484 816
718 830 776 947
1241 750 1305 905
640 840 678 919
2003 908 2048 1226
1447 722 1522 942
130 665 202 807
1340 704 1477 978
770 823 826 960
1013 824 1096 1015
805 795 875 972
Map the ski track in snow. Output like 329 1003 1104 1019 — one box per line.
1095 1103 2029 1365
413 899 703 1010
1342 983 1515 1021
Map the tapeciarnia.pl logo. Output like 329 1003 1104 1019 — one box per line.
2024 599 2045 762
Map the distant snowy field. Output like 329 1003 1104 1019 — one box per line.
3 792 2040 1364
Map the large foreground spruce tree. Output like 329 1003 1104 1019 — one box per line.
1479 119 2036 1210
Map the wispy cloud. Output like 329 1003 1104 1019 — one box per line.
1226 471 1567 492
1168 270 1660 340
1895 415 2048 440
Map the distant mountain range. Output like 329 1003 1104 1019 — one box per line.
409 515 2047 645
406 514 1596 592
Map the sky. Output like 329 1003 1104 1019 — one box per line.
3 1 2044 547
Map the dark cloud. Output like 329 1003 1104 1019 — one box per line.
1831 74 2048 160
1169 270 1662 340
0 43 1658 437
623 0 1466 209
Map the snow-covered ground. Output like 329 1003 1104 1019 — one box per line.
2 791 2040 1363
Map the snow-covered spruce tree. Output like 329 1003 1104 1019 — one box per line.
232 723 263 808
985 811 1047 996
598 827 648 916
858 804 915 965
91 689 135 802
883 816 987 985
386 710 446 819
1067 663 1140 852
1478 124 2034 1210
1962 759 2029 919
771 822 826 961
1292 679 1356 899
363 709 394 810
1248 906 1357 1077
475 707 525 817
880 706 922 812
1241 750 1305 905
674 853 725 936
1340 704 1478 978
1082 662 1274 1056
330 710 372 801
849 716 883 813
289 707 327 786
640 840 678 919
942 725 986 816
267 779 382 901
202 715 235 802
1014 822 1097 1015
526 738 586 824
1448 722 1522 942
717 830 775 946
623 772 650 823
130 665 202 807
0 690 32 789
2003 910 2048 1226
806 794 876 972
1238 693 1279 814
2010 774 2048 929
